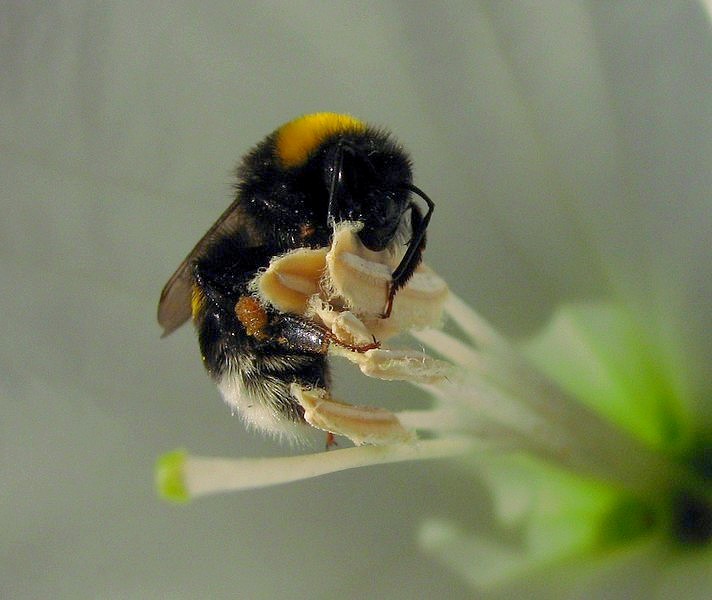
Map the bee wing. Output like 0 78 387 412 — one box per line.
157 199 252 337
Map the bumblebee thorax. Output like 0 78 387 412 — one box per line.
275 113 366 168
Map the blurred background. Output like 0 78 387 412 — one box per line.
2 2 710 598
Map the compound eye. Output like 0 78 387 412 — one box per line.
337 149 360 200
386 189 408 221
326 144 365 223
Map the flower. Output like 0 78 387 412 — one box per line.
417 299 712 597
157 292 711 596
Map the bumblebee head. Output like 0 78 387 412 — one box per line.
321 135 412 252
274 113 415 253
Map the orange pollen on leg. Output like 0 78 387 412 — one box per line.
236 296 269 339
300 223 316 240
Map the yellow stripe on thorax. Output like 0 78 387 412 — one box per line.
275 113 366 168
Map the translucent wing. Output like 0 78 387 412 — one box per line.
157 199 254 337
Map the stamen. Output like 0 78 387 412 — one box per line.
397 409 552 453
156 437 475 501
414 300 686 495
397 408 463 431
413 328 484 370
442 294 500 348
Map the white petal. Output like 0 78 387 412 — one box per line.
419 518 533 590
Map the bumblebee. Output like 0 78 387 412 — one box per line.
158 113 434 441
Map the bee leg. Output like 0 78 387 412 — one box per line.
234 296 327 354
266 313 380 354
324 332 380 353
382 284 398 320
325 431 337 450
382 199 428 318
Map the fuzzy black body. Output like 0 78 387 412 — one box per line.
191 235 328 428
158 113 431 440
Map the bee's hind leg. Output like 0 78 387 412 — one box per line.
261 311 380 355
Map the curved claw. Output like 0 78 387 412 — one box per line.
381 283 397 319
327 331 380 353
